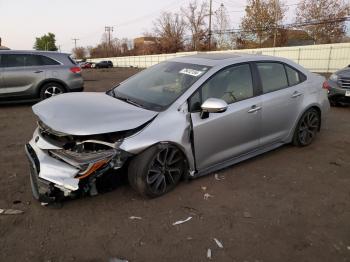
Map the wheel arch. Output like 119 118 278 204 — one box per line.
36 78 68 97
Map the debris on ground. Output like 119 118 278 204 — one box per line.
109 258 128 262
129 216 142 220
204 193 214 200
330 161 342 167
214 173 225 181
243 211 252 218
213 238 224 248
201 186 207 191
172 216 192 226
12 200 21 205
207 248 212 259
0 208 24 215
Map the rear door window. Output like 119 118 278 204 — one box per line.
257 62 288 93
2 54 26 67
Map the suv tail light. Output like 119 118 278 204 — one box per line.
70 67 81 74
322 81 330 90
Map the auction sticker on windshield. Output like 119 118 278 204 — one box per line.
179 68 204 77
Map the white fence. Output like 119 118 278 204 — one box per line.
89 42 350 73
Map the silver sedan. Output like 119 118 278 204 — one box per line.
25 53 330 203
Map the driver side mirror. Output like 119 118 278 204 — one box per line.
200 98 228 119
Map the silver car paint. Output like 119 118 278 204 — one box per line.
33 92 158 135
29 54 330 193
0 50 83 99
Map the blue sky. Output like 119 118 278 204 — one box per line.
0 0 307 52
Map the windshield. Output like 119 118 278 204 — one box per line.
112 61 211 111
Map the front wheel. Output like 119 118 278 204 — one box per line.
128 144 186 198
40 82 65 100
293 108 320 147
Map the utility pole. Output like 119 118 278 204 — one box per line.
208 0 213 50
105 26 114 46
72 38 79 49
273 0 277 47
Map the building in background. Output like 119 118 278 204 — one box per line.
133 37 159 55
0 38 10 50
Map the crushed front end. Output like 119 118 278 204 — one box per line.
25 121 132 203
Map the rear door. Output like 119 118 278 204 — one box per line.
1 54 47 97
189 63 262 171
256 62 306 145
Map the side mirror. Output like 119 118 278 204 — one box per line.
200 98 228 119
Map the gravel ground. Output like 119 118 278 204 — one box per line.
0 68 349 262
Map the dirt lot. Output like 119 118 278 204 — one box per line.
0 68 349 262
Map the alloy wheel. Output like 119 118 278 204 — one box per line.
44 86 63 99
298 110 319 145
146 147 183 195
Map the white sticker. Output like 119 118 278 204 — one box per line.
179 68 203 77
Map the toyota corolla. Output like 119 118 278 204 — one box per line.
25 53 330 203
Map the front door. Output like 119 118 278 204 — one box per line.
189 63 261 171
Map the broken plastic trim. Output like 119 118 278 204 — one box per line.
50 148 116 170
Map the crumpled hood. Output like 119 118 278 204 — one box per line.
33 92 158 136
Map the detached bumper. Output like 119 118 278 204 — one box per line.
24 131 81 201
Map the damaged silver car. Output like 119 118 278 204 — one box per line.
25 53 329 203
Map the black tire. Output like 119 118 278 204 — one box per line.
293 108 320 147
329 98 339 107
40 82 65 100
128 144 186 198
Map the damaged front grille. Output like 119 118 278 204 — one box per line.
37 120 142 150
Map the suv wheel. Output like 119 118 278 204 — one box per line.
128 144 186 198
40 83 65 100
293 108 320 147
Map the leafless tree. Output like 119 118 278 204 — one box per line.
181 0 209 51
213 3 232 50
296 0 349 44
153 12 186 53
72 47 87 60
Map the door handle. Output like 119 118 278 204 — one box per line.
248 105 262 113
34 70 43 73
291 91 303 98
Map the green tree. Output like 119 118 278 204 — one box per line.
34 33 58 51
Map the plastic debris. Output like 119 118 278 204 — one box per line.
129 216 142 220
203 193 214 200
201 186 207 191
0 208 24 215
172 216 192 226
207 248 212 259
243 211 252 218
214 173 225 181
109 258 128 262
213 238 223 248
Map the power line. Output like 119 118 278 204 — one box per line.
211 16 350 34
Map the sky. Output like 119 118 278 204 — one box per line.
0 0 304 52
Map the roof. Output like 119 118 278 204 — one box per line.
172 52 265 66
0 50 69 55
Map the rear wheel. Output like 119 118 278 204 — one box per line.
293 108 320 147
40 82 65 100
128 144 186 198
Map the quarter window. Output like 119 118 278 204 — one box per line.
257 62 288 93
285 65 301 86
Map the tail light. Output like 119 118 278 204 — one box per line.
322 81 330 90
70 66 81 74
